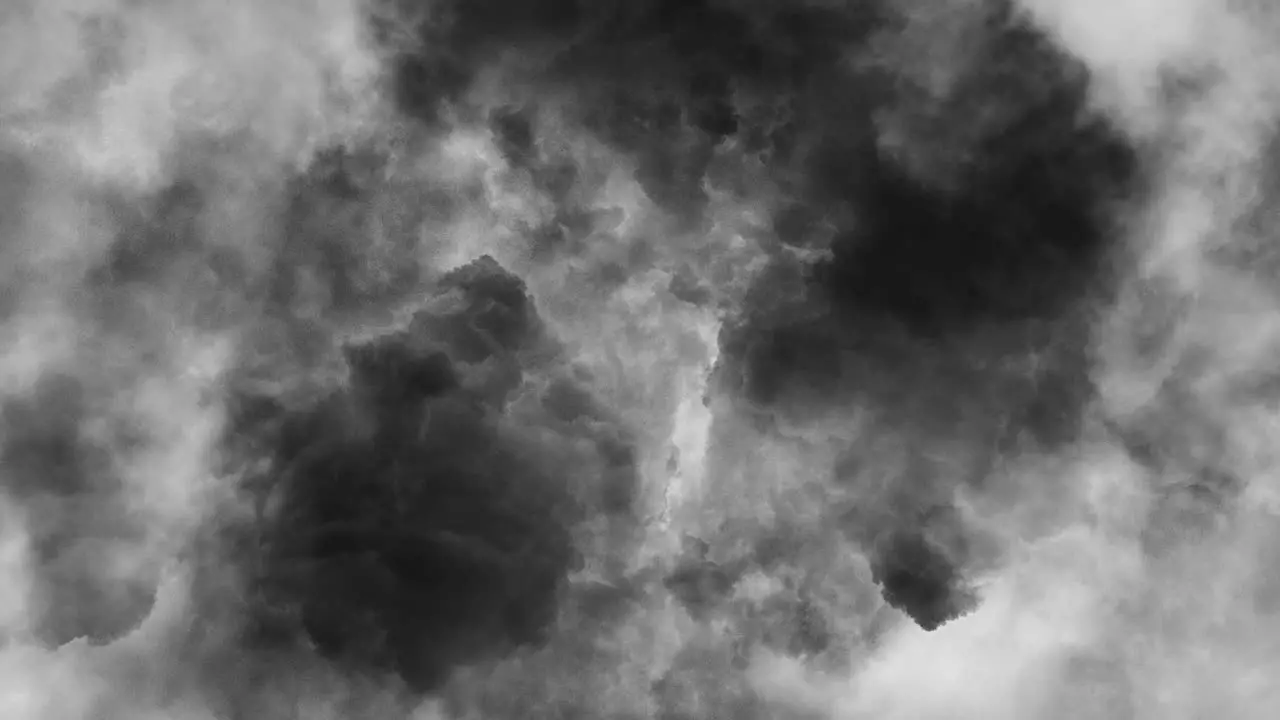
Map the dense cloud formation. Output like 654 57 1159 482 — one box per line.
710 1 1144 629
223 256 638 692
4 0 1280 718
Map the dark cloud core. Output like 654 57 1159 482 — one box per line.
224 257 639 691
707 4 1143 630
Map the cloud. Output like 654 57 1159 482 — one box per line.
5 0 1280 717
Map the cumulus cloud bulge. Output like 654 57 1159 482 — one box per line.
2 0 1280 717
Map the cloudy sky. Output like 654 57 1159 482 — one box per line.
1 1 1279 718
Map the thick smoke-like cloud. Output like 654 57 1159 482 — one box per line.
3 0 1280 718
227 255 640 695
710 0 1144 631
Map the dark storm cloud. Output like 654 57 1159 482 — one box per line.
222 256 639 693
370 0 1148 636
381 0 882 225
703 1 1145 629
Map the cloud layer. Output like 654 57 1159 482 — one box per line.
2 0 1280 718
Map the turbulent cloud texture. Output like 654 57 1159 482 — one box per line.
1 0 1279 718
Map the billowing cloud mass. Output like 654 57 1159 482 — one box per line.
2 0 1280 718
